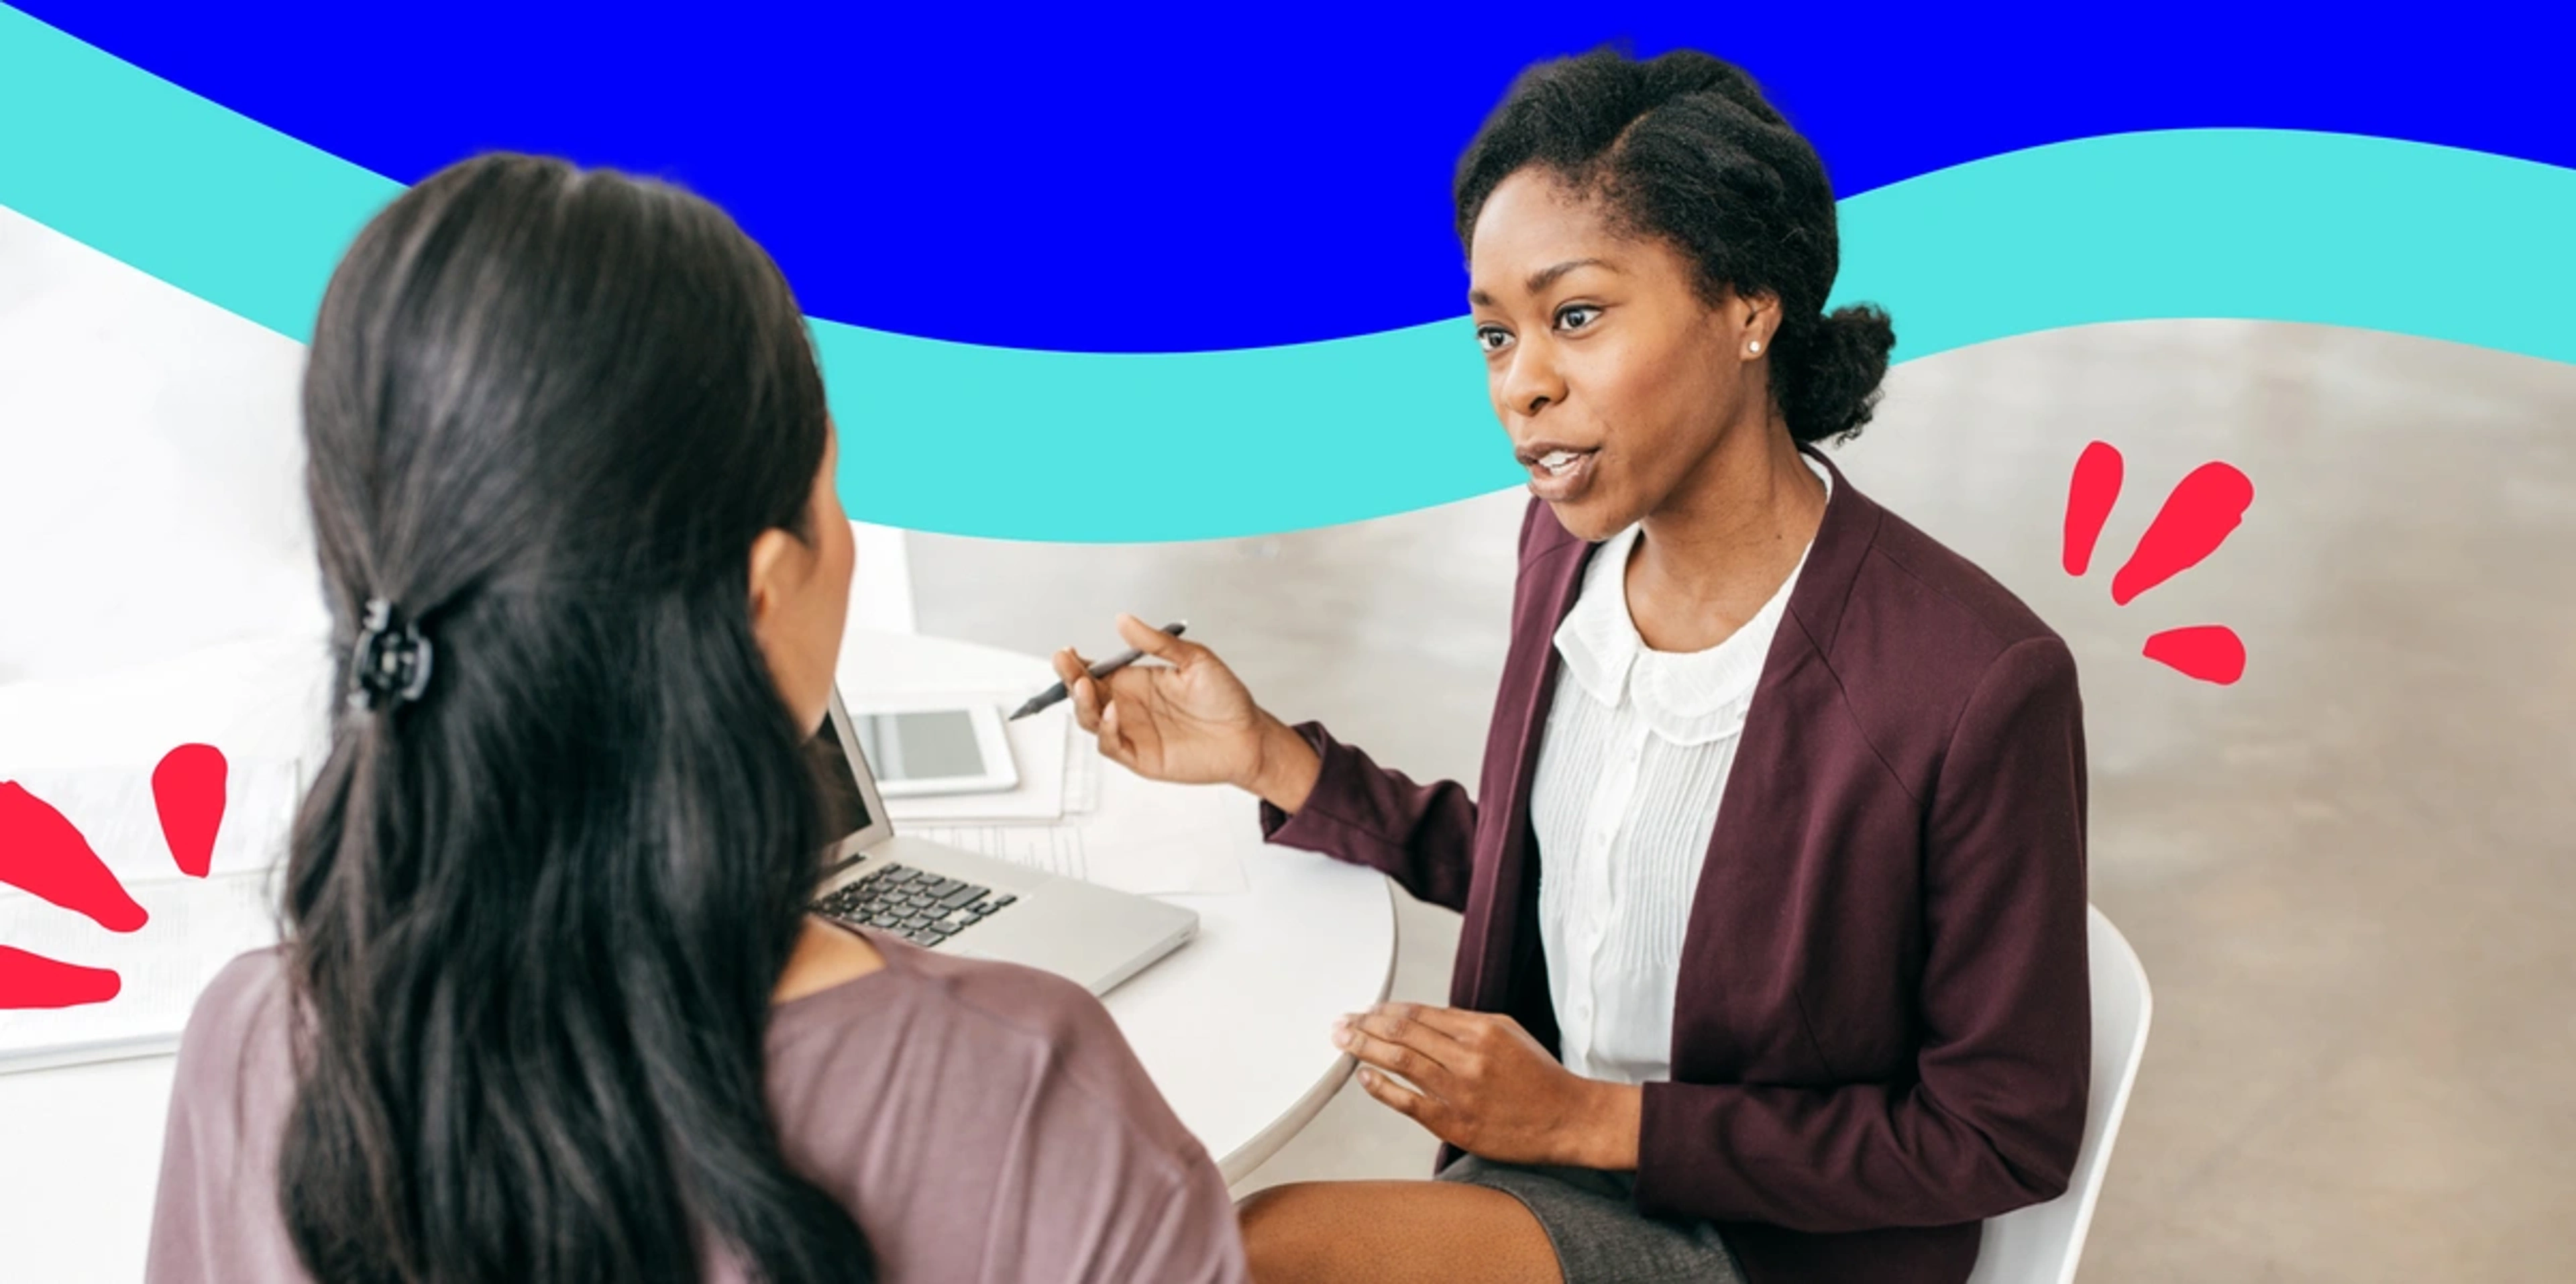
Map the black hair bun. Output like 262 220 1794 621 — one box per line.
1779 304 1896 444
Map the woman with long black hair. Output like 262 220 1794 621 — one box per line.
144 154 1247 1284
1053 48 2090 1284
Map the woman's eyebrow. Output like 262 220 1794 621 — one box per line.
1526 257 1616 295
1468 257 1620 308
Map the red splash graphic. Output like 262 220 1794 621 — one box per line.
1 746 231 1010
2110 462 2255 606
0 945 123 1009
0 782 148 932
2061 441 2123 576
2062 443 2252 686
2144 627 2248 685
154 745 229 879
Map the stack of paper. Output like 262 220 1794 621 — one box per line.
865 693 1245 898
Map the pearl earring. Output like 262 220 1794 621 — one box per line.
1748 339 1762 354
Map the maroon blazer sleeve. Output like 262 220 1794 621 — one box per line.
1256 723 1479 913
1633 637 2094 1232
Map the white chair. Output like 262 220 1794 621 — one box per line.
847 519 918 636
1966 904 2153 1284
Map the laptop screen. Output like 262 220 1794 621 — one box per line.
807 718 874 844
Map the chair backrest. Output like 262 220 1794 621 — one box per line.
1964 904 2153 1284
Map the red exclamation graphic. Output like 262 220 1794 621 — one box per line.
2110 462 2254 606
2061 445 2253 686
2144 625 2247 685
2063 441 2124 576
0 783 148 931
0 946 122 1009
1 781 149 1010
153 744 229 879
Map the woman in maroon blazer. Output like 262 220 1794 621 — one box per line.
1050 47 2090 1284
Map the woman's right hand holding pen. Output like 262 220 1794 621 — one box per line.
1053 613 1321 814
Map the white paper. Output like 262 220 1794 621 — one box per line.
0 869 288 1072
905 823 1097 883
909 770 1252 898
1064 722 1103 815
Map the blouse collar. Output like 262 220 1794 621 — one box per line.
1551 456 1831 745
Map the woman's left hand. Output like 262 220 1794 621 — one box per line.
1333 1002 1640 1170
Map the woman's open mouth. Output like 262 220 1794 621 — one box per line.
1519 444 1600 502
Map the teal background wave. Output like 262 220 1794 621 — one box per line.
5 5 2572 542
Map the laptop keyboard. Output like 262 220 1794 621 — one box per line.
814 862 1018 947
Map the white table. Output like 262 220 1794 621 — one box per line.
0 627 1395 1281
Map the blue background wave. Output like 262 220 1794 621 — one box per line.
4 5 2571 539
14 1 2574 352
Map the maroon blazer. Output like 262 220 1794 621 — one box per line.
1260 447 2091 1284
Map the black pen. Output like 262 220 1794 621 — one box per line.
1010 621 1188 720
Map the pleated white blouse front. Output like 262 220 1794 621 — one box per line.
1529 456 1828 1085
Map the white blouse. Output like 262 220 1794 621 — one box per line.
1529 456 1829 1085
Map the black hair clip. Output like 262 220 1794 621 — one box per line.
349 597 435 710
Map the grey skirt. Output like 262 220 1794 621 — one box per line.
1438 1155 1746 1284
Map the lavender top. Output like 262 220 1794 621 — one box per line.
146 927 1248 1283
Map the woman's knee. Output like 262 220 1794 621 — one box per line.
1236 1177 1565 1284
1236 1182 1344 1283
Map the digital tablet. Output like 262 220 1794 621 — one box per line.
842 698 1019 798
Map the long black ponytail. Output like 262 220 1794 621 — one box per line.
279 153 870 1283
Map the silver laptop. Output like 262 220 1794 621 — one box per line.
806 687 1197 995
